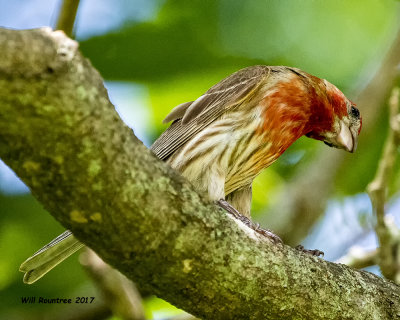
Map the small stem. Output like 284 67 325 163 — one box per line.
81 249 146 320
336 246 378 270
367 87 400 281
55 0 81 37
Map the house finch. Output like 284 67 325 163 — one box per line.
20 65 362 283
152 65 361 217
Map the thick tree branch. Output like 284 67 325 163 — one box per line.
1 28 400 320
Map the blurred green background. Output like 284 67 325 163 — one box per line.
1 0 400 319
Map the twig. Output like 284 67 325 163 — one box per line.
55 0 81 37
80 249 146 320
367 87 400 281
336 246 378 269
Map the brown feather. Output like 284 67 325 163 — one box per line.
151 65 272 160
182 65 270 124
162 101 193 124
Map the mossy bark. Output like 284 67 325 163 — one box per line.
0 28 399 320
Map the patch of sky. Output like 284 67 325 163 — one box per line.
304 192 400 276
0 0 163 39
0 161 29 195
105 81 151 146
304 193 376 261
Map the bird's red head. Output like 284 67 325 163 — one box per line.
305 75 362 153
260 67 362 154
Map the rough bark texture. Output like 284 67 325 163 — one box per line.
1 28 400 320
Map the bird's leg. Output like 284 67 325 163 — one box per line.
217 200 324 255
217 199 282 244
217 199 242 219
295 245 324 257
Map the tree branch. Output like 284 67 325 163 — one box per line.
367 87 400 282
55 0 81 37
336 246 378 270
81 249 146 320
1 27 400 320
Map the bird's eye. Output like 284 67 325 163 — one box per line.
350 106 360 119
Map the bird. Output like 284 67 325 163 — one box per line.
19 65 362 284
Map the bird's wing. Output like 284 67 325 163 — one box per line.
151 65 271 160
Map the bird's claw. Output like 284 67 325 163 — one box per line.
217 199 283 244
295 245 324 257
255 227 283 244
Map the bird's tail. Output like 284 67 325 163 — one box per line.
19 230 84 284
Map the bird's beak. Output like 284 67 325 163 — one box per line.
336 120 357 153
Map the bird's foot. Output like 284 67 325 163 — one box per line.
217 199 282 244
295 245 324 257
